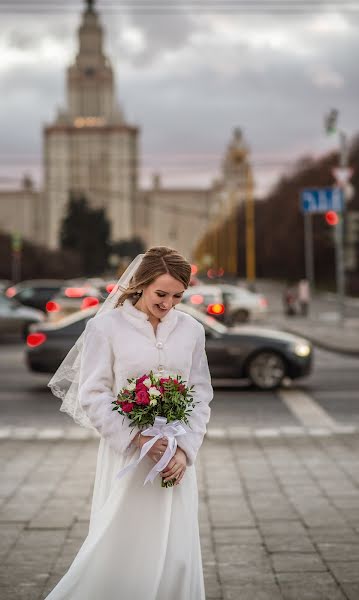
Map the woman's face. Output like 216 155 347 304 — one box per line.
136 273 186 320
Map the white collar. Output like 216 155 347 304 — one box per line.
121 298 179 341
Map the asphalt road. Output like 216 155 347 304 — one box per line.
0 339 358 433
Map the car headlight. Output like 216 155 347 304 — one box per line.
292 342 311 357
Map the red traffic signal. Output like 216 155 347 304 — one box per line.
325 210 339 226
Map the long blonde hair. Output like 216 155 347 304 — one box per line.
115 246 191 307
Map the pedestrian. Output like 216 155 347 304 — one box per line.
297 278 310 316
283 282 297 316
45 246 213 600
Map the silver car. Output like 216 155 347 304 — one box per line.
0 293 44 339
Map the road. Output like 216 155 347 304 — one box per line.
1 339 358 434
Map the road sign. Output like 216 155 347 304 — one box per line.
300 188 344 214
332 167 354 187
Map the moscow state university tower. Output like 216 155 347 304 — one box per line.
44 0 138 249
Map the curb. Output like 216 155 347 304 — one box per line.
281 326 359 357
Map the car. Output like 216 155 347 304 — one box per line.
0 293 44 339
5 279 64 312
0 279 13 293
45 284 104 322
182 284 268 324
25 303 312 390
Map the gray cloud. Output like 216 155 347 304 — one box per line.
0 0 358 194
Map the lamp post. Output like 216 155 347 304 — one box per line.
324 109 348 325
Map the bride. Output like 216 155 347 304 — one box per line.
45 246 213 600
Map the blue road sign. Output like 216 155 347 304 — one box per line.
300 187 344 214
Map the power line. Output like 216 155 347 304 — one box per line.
0 2 358 13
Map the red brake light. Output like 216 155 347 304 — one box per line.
207 303 225 315
81 296 100 310
190 294 204 305
27 332 47 348
106 282 116 294
65 287 89 298
191 264 198 275
6 286 16 297
46 301 60 312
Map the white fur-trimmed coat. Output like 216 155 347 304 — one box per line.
78 298 213 466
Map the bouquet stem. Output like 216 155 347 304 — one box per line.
161 477 176 488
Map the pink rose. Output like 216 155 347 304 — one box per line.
136 389 150 405
121 402 134 413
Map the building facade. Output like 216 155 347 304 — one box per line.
44 0 138 249
0 176 43 244
0 1 252 264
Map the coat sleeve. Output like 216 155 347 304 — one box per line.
78 318 139 454
176 324 213 466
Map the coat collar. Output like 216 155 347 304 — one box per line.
121 298 179 343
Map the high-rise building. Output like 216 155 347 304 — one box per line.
44 0 138 249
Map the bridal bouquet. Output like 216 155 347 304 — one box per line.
112 372 196 487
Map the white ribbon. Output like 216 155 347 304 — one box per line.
116 416 187 485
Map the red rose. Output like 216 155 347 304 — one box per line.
136 389 150 405
135 382 147 393
178 384 186 393
136 375 147 385
121 402 134 413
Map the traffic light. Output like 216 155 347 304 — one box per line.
325 210 339 226
324 109 338 135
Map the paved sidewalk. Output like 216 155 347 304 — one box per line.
1 433 359 600
270 314 359 356
252 279 359 356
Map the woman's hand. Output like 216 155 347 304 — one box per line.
138 434 168 463
161 447 187 486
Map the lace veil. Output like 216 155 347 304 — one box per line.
47 254 145 430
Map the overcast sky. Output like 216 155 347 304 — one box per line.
0 0 358 196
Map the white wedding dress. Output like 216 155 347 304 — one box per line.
45 299 213 600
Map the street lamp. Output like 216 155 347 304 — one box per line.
324 108 350 324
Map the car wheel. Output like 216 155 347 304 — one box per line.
247 351 286 390
232 309 249 323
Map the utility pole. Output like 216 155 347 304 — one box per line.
245 162 256 288
11 232 22 283
324 109 348 325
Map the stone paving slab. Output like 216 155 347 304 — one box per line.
0 433 358 599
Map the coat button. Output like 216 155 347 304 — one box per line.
156 341 163 349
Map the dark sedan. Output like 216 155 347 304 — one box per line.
6 280 64 312
25 304 313 390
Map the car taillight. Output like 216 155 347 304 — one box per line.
27 333 47 348
259 297 268 307
46 301 60 312
106 282 116 294
65 287 89 298
5 286 16 297
190 294 204 305
207 303 225 315
81 296 100 309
